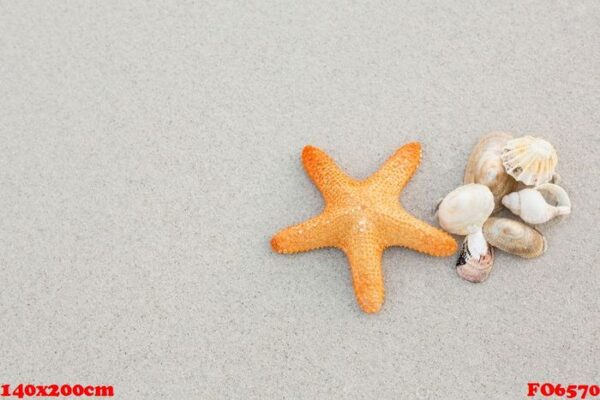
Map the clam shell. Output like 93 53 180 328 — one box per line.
456 239 494 283
464 132 518 213
501 136 558 186
483 217 547 258
437 184 494 236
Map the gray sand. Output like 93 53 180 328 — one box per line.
1 1 599 399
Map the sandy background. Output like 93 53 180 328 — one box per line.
1 1 599 399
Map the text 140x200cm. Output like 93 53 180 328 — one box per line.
0 384 114 398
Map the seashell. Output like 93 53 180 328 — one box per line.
501 136 558 186
456 238 494 283
536 183 571 211
437 184 494 259
437 184 495 236
483 217 547 258
464 132 518 213
502 183 571 225
465 228 489 262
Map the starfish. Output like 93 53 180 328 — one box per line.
271 142 457 313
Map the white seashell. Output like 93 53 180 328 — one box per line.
437 184 495 236
501 136 558 186
464 132 518 213
502 184 571 225
483 217 547 258
456 238 494 283
437 184 494 261
536 183 571 210
466 228 489 261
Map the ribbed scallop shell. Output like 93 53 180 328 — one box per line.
464 132 518 213
483 217 547 258
501 136 557 186
456 239 494 283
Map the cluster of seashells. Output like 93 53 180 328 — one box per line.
435 133 571 283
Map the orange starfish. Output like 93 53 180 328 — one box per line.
271 142 457 313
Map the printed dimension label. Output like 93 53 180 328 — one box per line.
528 383 600 399
1 384 113 398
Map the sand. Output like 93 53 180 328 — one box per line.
1 1 598 399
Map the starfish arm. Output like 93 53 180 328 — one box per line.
302 146 354 203
343 235 385 313
366 142 422 197
271 213 337 254
382 212 457 256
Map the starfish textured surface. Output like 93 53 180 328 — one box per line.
271 142 458 313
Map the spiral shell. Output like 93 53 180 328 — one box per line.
464 132 518 213
483 217 546 258
536 183 571 211
502 184 571 225
501 136 558 186
456 238 494 283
